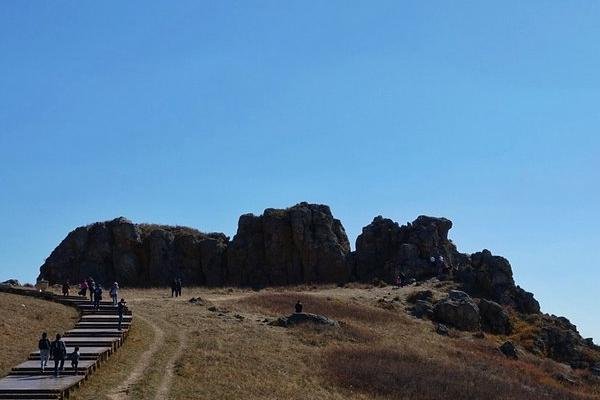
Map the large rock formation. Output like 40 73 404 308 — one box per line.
39 203 351 287
352 215 539 314
352 215 468 282
39 217 229 287
227 202 351 286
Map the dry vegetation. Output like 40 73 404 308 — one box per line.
3 285 600 400
0 292 79 377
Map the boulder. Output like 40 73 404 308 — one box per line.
479 299 512 335
436 323 449 336
433 292 480 331
500 341 518 358
269 313 339 328
227 203 350 286
406 290 433 304
411 300 433 319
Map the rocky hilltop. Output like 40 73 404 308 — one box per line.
38 202 600 371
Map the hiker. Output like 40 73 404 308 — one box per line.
117 298 127 331
86 277 95 302
62 281 70 296
176 278 182 297
295 300 303 313
78 280 88 297
93 284 103 310
109 282 119 306
69 346 80 375
38 332 51 372
171 279 177 297
50 333 66 377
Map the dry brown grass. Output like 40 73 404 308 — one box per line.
12 285 597 400
0 292 79 377
324 344 596 400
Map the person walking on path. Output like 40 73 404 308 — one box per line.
93 285 103 310
86 277 95 302
50 333 66 377
38 332 51 372
295 300 303 313
69 346 80 375
62 281 70 297
109 282 119 306
117 298 127 331
176 278 182 297
78 280 88 297
171 279 177 297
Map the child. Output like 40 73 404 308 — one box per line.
70 346 80 374
117 299 127 331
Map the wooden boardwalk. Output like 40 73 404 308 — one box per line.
0 288 132 400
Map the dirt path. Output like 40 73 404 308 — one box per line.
154 329 187 400
107 314 165 400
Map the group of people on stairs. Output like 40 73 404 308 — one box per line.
37 332 79 377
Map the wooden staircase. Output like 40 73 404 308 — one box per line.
0 287 132 400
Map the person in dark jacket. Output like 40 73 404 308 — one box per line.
69 346 80 375
38 332 51 372
50 334 67 377
93 285 103 310
62 281 70 297
176 278 182 297
117 298 127 331
171 279 177 298
295 300 303 313
86 277 94 302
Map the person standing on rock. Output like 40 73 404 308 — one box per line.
38 332 51 372
109 282 119 306
93 284 103 310
50 333 66 377
295 300 303 313
117 298 127 331
62 281 70 296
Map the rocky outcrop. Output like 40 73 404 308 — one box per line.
433 290 481 331
39 217 229 287
227 203 350 286
353 215 466 283
478 299 512 335
39 203 351 288
269 312 339 327
457 249 540 314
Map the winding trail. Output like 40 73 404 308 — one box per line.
107 314 164 400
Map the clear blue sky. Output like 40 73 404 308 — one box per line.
1 2 598 339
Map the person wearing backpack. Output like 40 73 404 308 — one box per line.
93 285 103 310
117 298 127 331
50 333 67 377
38 332 51 372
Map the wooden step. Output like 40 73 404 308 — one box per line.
29 347 112 361
65 329 126 338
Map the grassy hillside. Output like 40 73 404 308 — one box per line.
62 284 600 400
0 292 79 377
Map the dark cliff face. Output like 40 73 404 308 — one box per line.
353 215 539 314
39 203 351 287
39 217 228 287
227 202 351 286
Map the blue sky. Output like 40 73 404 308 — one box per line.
1 1 598 339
